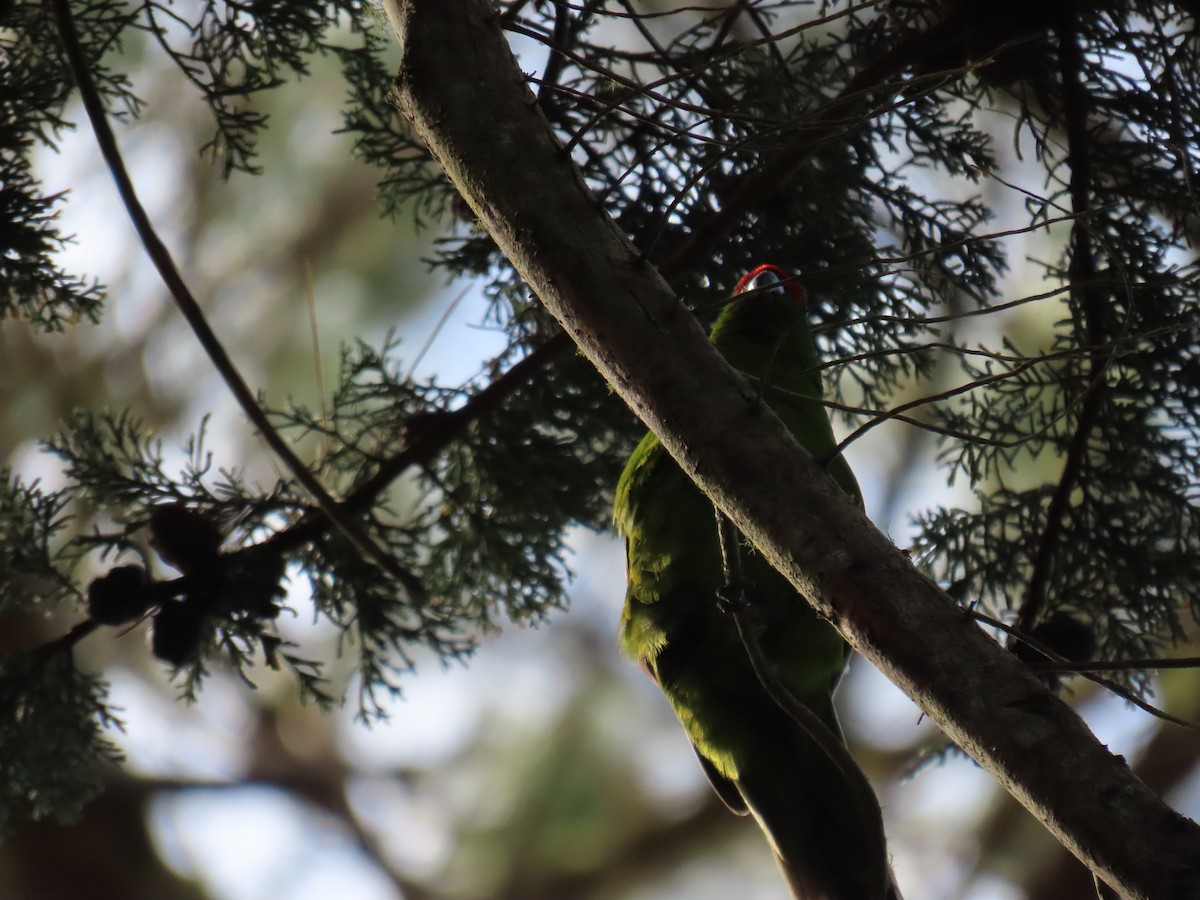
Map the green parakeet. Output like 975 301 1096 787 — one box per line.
615 265 895 899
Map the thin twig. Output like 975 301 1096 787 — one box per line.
1031 657 1200 674
970 610 1200 731
1012 16 1114 642
403 283 473 382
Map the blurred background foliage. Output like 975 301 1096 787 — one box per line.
3 0 1200 898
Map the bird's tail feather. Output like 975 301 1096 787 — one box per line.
733 709 896 900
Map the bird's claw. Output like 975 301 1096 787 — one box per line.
716 579 755 615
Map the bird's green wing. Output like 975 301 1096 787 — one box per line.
614 266 894 899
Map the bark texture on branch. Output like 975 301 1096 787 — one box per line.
382 1 1200 896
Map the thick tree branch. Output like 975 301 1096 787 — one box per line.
382 1 1200 897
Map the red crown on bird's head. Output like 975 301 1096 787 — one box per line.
734 264 806 304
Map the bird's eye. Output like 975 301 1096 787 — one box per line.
744 268 785 296
734 265 804 302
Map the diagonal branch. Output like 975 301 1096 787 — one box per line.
382 2 1200 897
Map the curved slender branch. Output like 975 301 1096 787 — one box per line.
50 0 427 602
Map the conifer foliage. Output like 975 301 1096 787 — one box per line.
3 0 1200 855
